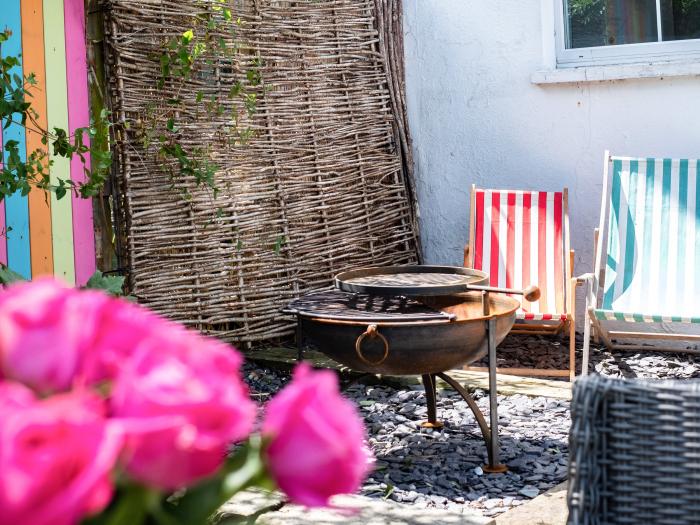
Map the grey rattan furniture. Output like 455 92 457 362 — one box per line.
568 375 700 525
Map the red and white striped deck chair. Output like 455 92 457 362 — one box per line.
464 185 577 380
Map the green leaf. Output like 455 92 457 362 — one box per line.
160 436 270 524
0 264 27 285
81 484 150 525
55 185 67 200
166 118 178 132
228 81 242 98
383 483 395 500
273 235 286 255
182 29 194 43
84 270 126 296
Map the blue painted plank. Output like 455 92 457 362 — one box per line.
1 0 32 279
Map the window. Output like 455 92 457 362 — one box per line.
556 0 700 67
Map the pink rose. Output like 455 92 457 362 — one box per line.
0 382 123 525
262 363 372 507
111 331 256 490
0 381 36 411
0 279 107 393
81 298 186 385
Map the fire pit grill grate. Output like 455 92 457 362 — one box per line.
283 290 454 322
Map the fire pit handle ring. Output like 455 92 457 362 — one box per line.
355 324 389 366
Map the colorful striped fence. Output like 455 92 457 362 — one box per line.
0 0 95 285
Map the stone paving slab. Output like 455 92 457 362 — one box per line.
439 370 571 400
245 347 572 400
494 482 568 525
215 489 495 525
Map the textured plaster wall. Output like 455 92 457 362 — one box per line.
403 0 700 283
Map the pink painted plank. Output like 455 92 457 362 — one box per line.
0 125 6 267
64 0 95 285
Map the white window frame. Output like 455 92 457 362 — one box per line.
554 0 700 68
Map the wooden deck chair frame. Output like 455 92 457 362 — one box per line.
464 185 580 381
578 151 700 375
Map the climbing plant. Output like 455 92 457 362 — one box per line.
133 1 261 201
0 29 112 203
0 0 260 210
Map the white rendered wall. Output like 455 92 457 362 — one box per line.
403 0 700 293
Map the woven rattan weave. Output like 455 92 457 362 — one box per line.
103 0 419 344
568 375 700 525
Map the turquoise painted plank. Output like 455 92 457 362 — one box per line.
2 1 32 279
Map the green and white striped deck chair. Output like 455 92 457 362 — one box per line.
580 151 700 374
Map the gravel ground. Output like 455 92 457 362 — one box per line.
243 334 700 518
350 384 569 518
243 360 568 518
476 332 700 379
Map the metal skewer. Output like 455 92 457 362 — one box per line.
466 284 540 302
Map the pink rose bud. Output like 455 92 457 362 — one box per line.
111 331 256 490
262 363 372 507
0 382 123 525
0 278 107 394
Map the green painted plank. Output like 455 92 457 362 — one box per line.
43 0 75 283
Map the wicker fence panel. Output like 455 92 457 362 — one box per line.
104 0 419 344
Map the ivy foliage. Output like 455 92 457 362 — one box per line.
138 1 262 201
85 271 127 296
0 264 126 296
0 29 112 204
0 0 261 210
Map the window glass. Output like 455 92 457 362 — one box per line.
564 0 659 48
661 0 700 40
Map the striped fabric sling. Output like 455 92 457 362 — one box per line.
595 157 700 324
472 189 568 322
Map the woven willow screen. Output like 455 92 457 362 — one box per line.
104 0 419 344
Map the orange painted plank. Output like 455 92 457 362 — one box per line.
21 0 54 276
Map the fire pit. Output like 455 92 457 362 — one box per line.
283 265 539 473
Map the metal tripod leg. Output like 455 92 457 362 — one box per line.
485 317 506 473
435 318 506 473
421 374 444 429
296 317 304 362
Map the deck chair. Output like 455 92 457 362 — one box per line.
579 152 700 375
464 185 578 380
